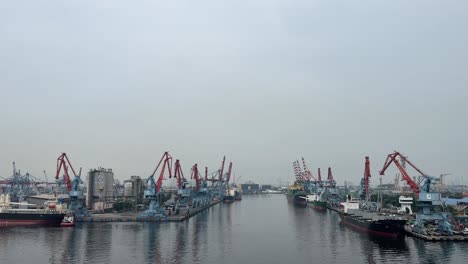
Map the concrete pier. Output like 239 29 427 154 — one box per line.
404 225 468 241
76 200 221 223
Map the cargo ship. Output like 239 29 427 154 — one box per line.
306 193 327 210
223 189 235 203
286 183 307 207
1 194 66 227
339 197 406 238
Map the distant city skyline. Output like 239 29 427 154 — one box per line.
1 1 467 187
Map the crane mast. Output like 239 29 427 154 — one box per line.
379 151 422 194
327 167 335 187
317 168 322 183
173 160 184 190
55 153 87 216
360 156 371 201
191 164 201 192
226 162 233 184
142 151 173 217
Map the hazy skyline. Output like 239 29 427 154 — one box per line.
1 1 467 186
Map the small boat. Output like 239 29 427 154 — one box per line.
60 215 75 227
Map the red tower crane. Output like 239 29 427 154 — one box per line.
317 168 322 182
55 153 81 192
218 156 226 181
172 159 184 189
150 152 173 193
379 151 423 194
364 156 371 197
191 164 202 192
327 167 334 186
226 162 233 184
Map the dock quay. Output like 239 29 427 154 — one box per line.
77 200 221 223
404 225 468 241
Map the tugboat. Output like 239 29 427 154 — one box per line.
60 214 75 227
0 194 65 227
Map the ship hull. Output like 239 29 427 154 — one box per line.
293 194 307 207
308 201 327 211
223 196 235 203
1 212 66 227
339 213 405 238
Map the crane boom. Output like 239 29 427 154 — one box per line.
379 151 422 194
219 156 226 181
173 160 184 189
226 162 233 183
191 164 201 192
150 152 173 193
364 156 371 198
327 167 334 185
56 153 80 192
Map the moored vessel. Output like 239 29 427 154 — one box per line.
223 189 235 203
286 183 307 207
339 199 406 238
0 194 65 227
306 193 327 210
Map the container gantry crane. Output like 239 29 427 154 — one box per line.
379 151 453 235
142 151 173 217
55 153 88 217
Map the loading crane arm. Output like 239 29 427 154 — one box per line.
191 164 201 192
55 153 81 192
379 151 423 194
172 160 184 190
149 152 173 193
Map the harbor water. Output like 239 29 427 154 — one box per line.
1 195 467 264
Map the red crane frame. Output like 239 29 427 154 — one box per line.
379 151 423 194
55 153 80 192
226 162 233 183
363 156 371 196
327 167 334 184
151 152 173 193
191 164 201 192
172 159 184 189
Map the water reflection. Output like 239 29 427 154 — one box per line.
0 196 467 264
144 223 162 263
412 239 455 264
191 209 209 262
84 224 113 263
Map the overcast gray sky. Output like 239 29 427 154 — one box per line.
1 0 467 187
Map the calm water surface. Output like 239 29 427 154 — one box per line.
1 195 467 264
